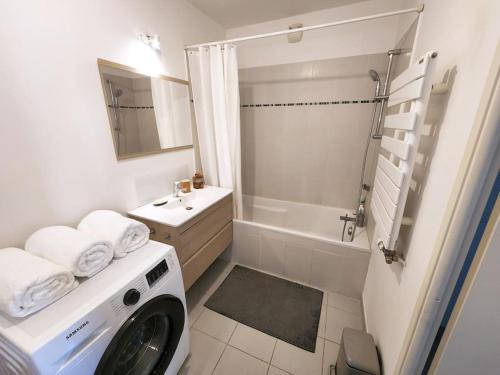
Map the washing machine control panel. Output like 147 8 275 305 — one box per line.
146 259 169 286
123 289 141 306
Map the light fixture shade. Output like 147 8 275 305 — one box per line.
141 33 161 50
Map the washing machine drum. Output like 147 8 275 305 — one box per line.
95 295 185 375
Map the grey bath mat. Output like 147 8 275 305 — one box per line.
205 265 323 352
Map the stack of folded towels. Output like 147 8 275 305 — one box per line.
25 226 114 278
0 210 149 318
0 248 77 318
78 210 149 258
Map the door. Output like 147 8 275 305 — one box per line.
426 173 499 374
95 295 185 375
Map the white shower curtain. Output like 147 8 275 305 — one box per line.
151 77 177 149
188 44 243 219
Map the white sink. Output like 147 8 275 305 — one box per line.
128 186 233 227
162 192 207 211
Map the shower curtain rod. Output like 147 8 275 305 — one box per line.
185 5 423 50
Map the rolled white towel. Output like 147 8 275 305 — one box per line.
78 210 149 258
0 248 77 318
25 226 113 278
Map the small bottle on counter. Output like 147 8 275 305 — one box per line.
192 172 204 189
181 179 191 193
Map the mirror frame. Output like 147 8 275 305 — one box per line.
97 58 194 161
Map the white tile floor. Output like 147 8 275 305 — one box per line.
179 259 364 375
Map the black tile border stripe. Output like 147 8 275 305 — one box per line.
107 105 155 109
240 99 375 108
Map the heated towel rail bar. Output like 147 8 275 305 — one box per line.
370 51 438 264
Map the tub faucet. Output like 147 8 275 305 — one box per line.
172 180 182 198
340 213 357 242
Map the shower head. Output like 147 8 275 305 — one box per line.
106 80 123 98
369 69 380 82
369 69 381 96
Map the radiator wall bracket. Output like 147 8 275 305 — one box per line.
377 240 400 264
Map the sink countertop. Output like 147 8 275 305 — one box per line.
128 185 233 227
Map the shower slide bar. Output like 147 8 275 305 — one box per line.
372 48 413 139
185 5 424 49
370 50 438 265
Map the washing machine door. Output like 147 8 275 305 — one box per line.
95 294 185 375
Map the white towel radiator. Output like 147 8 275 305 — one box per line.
370 51 438 264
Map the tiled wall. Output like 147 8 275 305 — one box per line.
102 75 160 155
103 74 141 155
132 77 161 153
239 53 388 209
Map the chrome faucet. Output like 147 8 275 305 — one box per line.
340 213 357 242
172 180 182 198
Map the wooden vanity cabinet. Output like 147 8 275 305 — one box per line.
128 194 233 290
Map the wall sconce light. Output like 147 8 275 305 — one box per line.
141 33 161 51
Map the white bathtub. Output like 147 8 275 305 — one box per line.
231 195 371 298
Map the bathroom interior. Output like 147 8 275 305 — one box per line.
0 1 499 375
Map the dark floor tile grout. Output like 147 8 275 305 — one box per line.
227 344 270 365
191 326 232 346
227 322 239 344
268 340 297 375
269 338 278 365
190 306 205 327
325 304 363 318
210 342 228 375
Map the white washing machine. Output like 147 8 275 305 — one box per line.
0 241 189 375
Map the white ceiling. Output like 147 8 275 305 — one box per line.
187 0 369 28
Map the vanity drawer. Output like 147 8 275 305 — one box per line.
177 197 233 263
131 216 177 245
182 221 233 290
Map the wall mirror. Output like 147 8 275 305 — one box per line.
97 59 194 160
